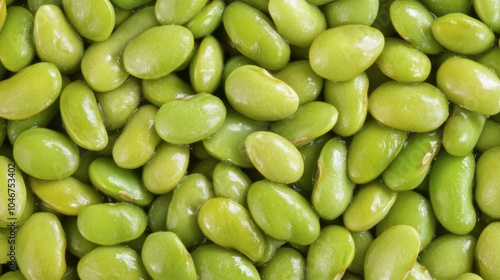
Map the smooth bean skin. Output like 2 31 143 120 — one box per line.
16 212 66 280
191 244 260 280
96 77 142 131
13 128 79 180
167 173 214 248
268 0 326 48
77 246 149 280
33 5 83 74
0 6 35 72
0 156 27 227
347 118 407 184
406 262 433 280
77 202 147 245
455 273 484 280
203 111 268 168
155 93 226 145
111 0 151 9
343 180 397 232
62 0 115 42
306 225 355 280
294 134 330 195
432 13 495 55
347 231 374 275
141 231 196 280
81 6 159 92
474 0 500 33
271 101 338 147
142 142 189 194
382 130 441 191
221 55 257 86
225 65 299 121
376 191 436 251
29 176 103 216
475 119 500 152
369 81 449 132
322 0 379 27
212 162 252 206
146 193 172 232
364 225 420 280
475 145 500 219
419 0 471 16
112 105 161 169
0 270 26 280
123 25 194 80
437 57 500 116
0 119 5 147
198 197 266 262
324 73 368 137
245 131 304 184
0 62 62 121
375 37 431 82
443 105 486 156
429 151 476 235
60 80 108 151
155 0 206 25
189 35 224 94
63 217 98 258
27 0 63 12
476 46 500 76
88 157 154 206
272 60 323 105
248 180 320 245
311 137 355 220
184 0 225 39
142 73 194 107
389 0 442 54
420 234 477 280
0 0 5 31
309 24 384 82
260 247 304 280
476 222 500 280
223 1 290 70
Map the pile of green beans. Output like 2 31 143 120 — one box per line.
1 0 500 279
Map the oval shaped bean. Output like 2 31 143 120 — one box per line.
475 145 500 219
309 24 384 82
225 65 299 121
77 246 149 280
437 56 500 116
390 0 442 54
343 180 397 232
271 101 338 147
376 191 436 251
347 118 407 184
124 25 194 80
33 5 83 74
324 73 368 137
60 80 108 151
406 262 433 280
347 230 374 275
475 119 500 152
0 62 62 121
63 217 98 258
146 193 172 232
443 105 486 156
295 134 330 195
0 6 35 72
260 247 305 280
189 35 224 93
155 0 207 25
245 131 304 184
191 244 260 280
29 176 103 216
155 93 226 145
312 137 355 220
112 105 161 169
88 157 154 206
369 81 449 132
322 0 379 27
420 234 477 280
364 225 420 280
474 0 500 33
476 222 500 280
223 1 290 70
212 161 252 206
184 0 225 39
13 128 79 180
272 60 323 105
429 150 476 235
141 231 197 280
0 156 27 227
419 0 471 16
142 73 194 107
455 273 484 280
62 0 115 42
432 13 495 55
77 202 147 245
247 180 320 245
16 212 66 280
306 225 355 279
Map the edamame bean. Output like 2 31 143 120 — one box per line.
62 0 115 42
419 0 471 16
247 180 320 245
111 0 151 9
155 0 207 25
212 161 252 206
184 0 225 39
141 231 197 280
272 60 323 105
455 273 484 280
155 93 226 144
475 119 500 152
0 156 26 227
475 222 500 280
476 46 500 76
142 73 194 107
16 212 66 280
146 193 172 232
474 0 500 33
322 0 379 27
260 247 305 280
245 131 304 184
406 262 433 280
309 24 384 82
475 145 500 219
443 105 486 156
429 150 476 235
0 62 62 121
63 217 98 258
13 128 79 180
189 35 224 93
27 0 62 12
347 230 374 275
294 134 330 195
